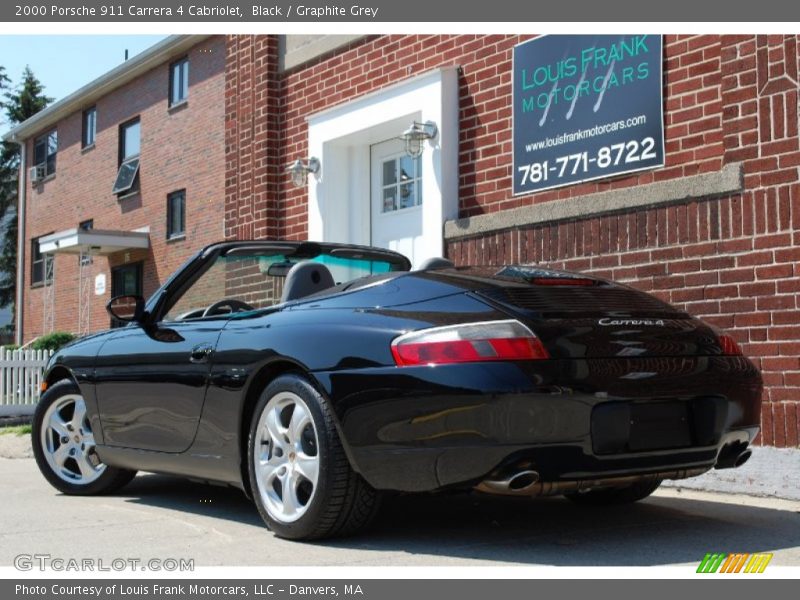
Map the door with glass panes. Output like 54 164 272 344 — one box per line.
370 138 423 265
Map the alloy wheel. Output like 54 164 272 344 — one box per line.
254 391 320 523
39 394 106 485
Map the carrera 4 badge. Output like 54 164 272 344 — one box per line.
598 318 667 326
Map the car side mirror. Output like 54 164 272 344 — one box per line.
106 295 146 324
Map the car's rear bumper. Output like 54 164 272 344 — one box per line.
313 355 762 492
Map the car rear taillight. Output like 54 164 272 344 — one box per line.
391 319 549 366
718 334 743 356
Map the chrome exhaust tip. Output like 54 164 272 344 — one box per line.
475 469 540 495
734 449 752 468
508 470 539 491
715 442 751 469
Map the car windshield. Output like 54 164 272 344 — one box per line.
164 244 405 321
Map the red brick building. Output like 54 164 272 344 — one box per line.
6 35 225 340
6 34 800 447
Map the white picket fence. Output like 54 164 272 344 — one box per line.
0 347 53 406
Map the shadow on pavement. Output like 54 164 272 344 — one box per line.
123 472 263 527
123 473 800 566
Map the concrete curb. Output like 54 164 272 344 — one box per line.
663 446 800 501
0 404 35 419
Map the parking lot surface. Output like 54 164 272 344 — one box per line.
1 456 799 567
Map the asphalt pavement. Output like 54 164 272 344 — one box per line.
1 455 799 567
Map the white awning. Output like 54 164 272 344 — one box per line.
38 228 150 256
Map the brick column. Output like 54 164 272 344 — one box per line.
225 35 282 241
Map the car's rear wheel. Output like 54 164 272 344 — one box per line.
32 379 136 495
565 478 662 506
248 373 380 540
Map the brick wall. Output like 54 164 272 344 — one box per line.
226 34 799 447
225 34 736 242
445 35 800 447
23 36 226 340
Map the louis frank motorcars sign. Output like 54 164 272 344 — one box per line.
513 35 664 195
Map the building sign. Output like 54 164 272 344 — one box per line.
94 273 106 296
513 35 664 195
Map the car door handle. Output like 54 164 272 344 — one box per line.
190 344 213 363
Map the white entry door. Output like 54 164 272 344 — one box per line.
370 138 424 265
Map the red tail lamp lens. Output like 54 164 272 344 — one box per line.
391 320 549 366
718 334 743 356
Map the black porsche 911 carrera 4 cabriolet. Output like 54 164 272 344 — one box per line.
32 240 762 539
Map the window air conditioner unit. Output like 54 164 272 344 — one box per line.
29 165 45 183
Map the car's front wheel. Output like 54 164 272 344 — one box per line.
248 373 380 540
32 379 136 495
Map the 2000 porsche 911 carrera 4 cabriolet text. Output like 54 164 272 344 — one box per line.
32 241 762 540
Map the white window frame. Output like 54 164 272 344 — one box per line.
169 57 189 106
82 107 97 148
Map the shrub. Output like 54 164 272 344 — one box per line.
30 331 77 352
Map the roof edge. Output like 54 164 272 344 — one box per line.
2 34 212 143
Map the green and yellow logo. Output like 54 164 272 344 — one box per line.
697 552 773 573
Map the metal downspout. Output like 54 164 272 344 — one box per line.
11 135 25 345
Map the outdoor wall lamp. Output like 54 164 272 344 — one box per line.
286 157 321 188
400 121 438 158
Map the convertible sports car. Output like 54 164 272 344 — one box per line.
32 240 762 540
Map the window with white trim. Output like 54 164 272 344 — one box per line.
380 154 422 213
167 190 186 239
169 57 189 106
31 235 53 286
33 130 57 177
113 118 140 196
82 107 96 148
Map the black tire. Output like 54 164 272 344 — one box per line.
565 478 662 506
247 373 381 540
32 379 136 495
